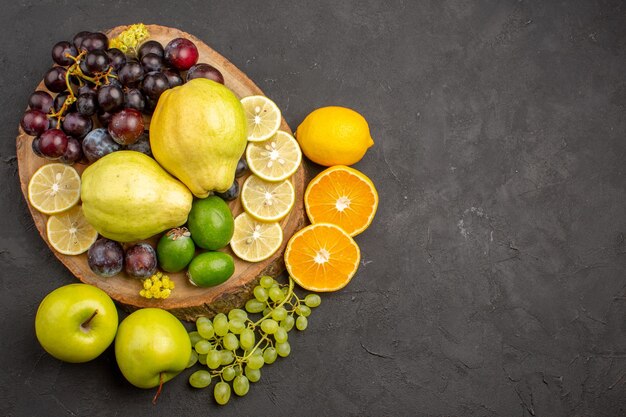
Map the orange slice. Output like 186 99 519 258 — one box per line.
284 223 360 292
304 165 378 237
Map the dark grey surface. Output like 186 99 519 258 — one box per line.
1 1 625 416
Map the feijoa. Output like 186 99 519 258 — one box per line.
157 227 196 272
187 252 235 287
187 196 234 250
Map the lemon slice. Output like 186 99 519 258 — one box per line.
241 95 282 142
241 175 295 222
46 205 98 255
230 212 283 262
246 131 302 182
28 163 81 214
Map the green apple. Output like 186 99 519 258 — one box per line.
35 283 119 363
114 308 191 391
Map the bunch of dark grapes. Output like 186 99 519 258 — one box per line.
21 30 225 165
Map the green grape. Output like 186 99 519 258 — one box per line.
198 353 207 365
240 328 256 350
275 327 288 343
235 365 243 376
222 366 236 382
263 347 277 364
229 319 246 335
197 319 214 339
296 315 308 331
260 275 275 288
296 305 311 317
213 313 229 336
247 354 265 370
214 381 231 405
189 370 212 388
245 365 261 382
223 333 239 351
305 294 321 307
195 340 212 355
271 306 287 321
220 350 235 365
233 375 250 396
245 299 265 313
188 331 204 346
228 308 248 321
281 315 295 331
262 307 272 317
276 341 291 357
206 350 221 369
269 286 284 302
187 350 198 368
253 286 269 302
252 347 264 356
282 286 290 296
261 319 279 334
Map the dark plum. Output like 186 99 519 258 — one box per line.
62 112 93 139
97 84 124 112
72 31 91 51
125 131 151 156
88 238 124 277
215 180 240 201
76 93 98 116
108 108 144 145
31 136 44 157
51 41 77 66
162 68 183 88
28 91 54 113
141 71 169 99
138 40 164 59
82 128 121 162
39 129 68 159
117 60 144 87
124 243 157 279
235 158 249 177
43 67 68 93
186 63 224 84
20 110 49 136
59 137 83 164
124 88 146 112
80 32 108 52
140 53 163 73
164 38 198 71
84 50 111 73
106 48 126 70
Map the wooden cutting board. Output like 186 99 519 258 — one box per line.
16 24 307 321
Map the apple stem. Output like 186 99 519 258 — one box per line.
152 372 164 405
81 310 98 330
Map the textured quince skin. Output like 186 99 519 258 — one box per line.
80 151 193 242
149 78 248 198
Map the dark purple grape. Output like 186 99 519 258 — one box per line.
28 91 54 113
235 158 249 177
88 238 124 277
62 112 92 139
97 84 124 112
84 50 110 73
118 60 144 87
59 137 83 164
162 68 183 88
140 53 163 73
215 180 240 201
187 63 224 84
97 111 113 126
48 118 59 129
76 93 98 116
80 32 108 52
125 131 151 156
124 243 157 278
72 31 91 51
79 59 93 77
141 71 169 99
138 40 164 59
106 48 126 71
20 110 49 136
108 108 144 145
82 128 121 162
51 41 77 66
78 84 96 95
143 96 158 115
53 92 74 113
164 38 198 71
39 129 68 159
31 136 44 157
124 88 145 112
106 76 122 89
43 67 68 93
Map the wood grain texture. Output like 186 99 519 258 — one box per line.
16 24 307 321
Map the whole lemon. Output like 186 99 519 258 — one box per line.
295 106 374 166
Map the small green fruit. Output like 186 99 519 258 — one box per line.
157 227 196 272
187 252 235 287
187 196 234 250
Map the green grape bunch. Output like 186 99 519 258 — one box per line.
186 275 322 405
